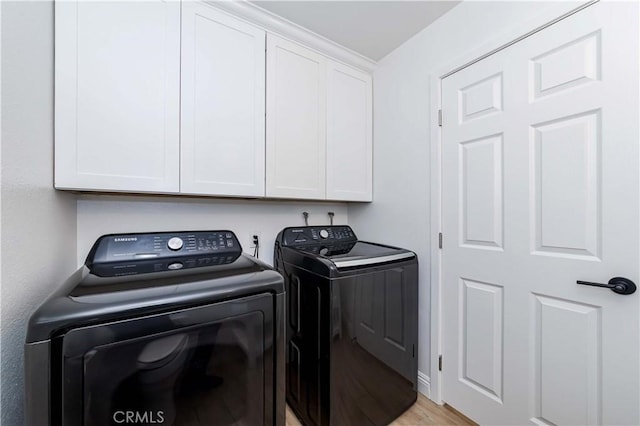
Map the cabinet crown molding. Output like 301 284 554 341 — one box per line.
204 0 377 73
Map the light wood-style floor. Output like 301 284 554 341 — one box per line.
285 393 476 426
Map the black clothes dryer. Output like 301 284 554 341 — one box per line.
25 230 285 426
274 225 418 426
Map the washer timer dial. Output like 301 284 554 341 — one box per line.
319 229 329 239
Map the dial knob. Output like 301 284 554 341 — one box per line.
167 237 184 251
319 229 329 239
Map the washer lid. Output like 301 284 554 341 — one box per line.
299 241 415 269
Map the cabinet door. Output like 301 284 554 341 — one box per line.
266 35 326 200
55 1 180 193
326 61 373 201
181 3 266 197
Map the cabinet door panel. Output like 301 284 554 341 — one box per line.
326 62 372 201
266 35 326 200
55 1 180 192
181 3 266 197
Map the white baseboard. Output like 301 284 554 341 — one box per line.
417 371 431 399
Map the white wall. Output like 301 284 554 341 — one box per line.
348 0 584 391
77 195 347 268
1 2 77 425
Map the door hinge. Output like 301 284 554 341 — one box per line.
439 355 443 371
438 109 442 127
439 232 443 249
412 344 415 358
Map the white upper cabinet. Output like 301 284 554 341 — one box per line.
180 3 266 197
55 1 181 193
54 2 372 201
266 35 373 202
326 61 373 201
266 35 327 200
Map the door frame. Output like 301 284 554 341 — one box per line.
428 0 598 404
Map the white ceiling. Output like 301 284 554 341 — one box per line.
251 1 461 61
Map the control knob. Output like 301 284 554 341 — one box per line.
167 237 184 251
319 229 329 239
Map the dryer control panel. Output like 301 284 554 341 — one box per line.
279 226 357 247
87 231 242 266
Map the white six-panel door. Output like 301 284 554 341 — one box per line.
55 1 180 193
180 3 266 197
441 2 639 424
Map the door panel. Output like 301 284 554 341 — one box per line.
180 3 266 197
531 295 601 426
459 73 503 122
460 278 503 402
55 1 180 192
441 3 639 424
354 269 416 382
383 271 405 348
266 35 326 199
532 110 600 259
459 134 503 249
531 31 600 99
326 61 373 201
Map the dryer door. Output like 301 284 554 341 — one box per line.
57 293 276 426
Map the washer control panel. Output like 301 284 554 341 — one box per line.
87 231 241 266
280 226 357 247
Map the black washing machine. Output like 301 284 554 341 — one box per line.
25 230 285 426
274 225 418 426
